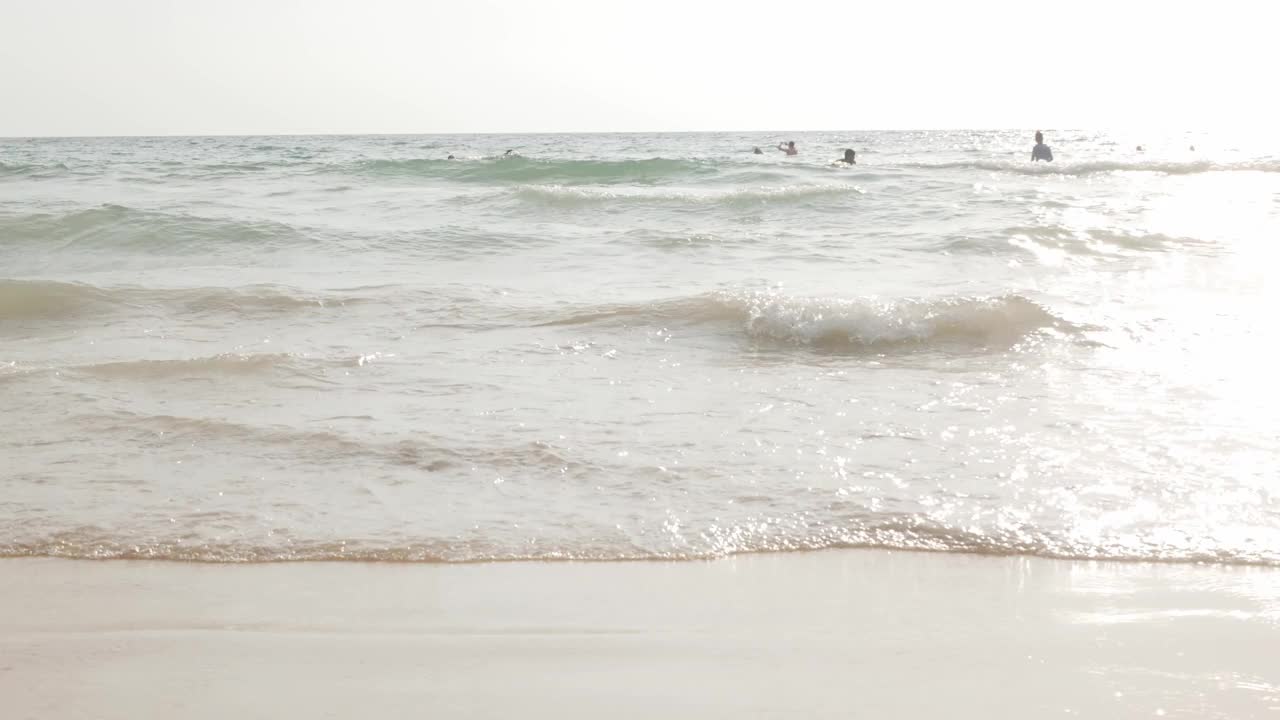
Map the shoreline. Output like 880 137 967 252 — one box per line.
3 550 1278 719
5 541 1278 566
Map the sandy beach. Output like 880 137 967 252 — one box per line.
6 1 1278 717
2 551 1277 719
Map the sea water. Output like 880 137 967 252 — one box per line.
2 130 1278 563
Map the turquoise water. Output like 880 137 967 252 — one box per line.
2 130 1278 563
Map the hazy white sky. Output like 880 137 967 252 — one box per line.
1 0 1274 136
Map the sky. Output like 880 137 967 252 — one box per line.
0 0 1275 136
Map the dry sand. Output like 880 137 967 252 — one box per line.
2 550 1278 719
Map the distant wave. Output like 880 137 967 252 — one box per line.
0 161 71 178
512 183 865 207
906 159 1280 176
0 279 355 322
182 161 280 174
353 156 721 185
539 290 1073 352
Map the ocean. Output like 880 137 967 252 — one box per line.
2 130 1278 565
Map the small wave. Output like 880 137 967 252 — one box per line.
354 156 720 185
198 162 274 173
0 161 70 178
909 159 1280 176
72 353 304 380
0 279 353 322
0 203 310 252
0 279 116 320
58 411 592 475
0 161 33 176
735 293 1068 349
513 183 865 208
380 227 552 257
540 290 1072 352
153 160 314 177
942 226 1208 257
617 228 769 250
1 354 313 383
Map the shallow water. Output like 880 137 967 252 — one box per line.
2 130 1278 563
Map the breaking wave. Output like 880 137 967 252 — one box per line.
541 290 1073 351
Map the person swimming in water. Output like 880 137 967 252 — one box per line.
836 149 856 165
753 147 764 155
777 141 798 156
1031 131 1053 162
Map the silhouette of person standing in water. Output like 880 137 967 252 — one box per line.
836 149 856 165
777 141 798 156
1031 131 1053 162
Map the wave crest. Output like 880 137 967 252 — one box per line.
542 290 1071 351
734 292 1068 349
0 161 70 178
0 204 308 252
513 183 865 207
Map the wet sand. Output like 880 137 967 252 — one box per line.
2 551 1278 719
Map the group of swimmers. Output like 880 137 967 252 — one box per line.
443 133 1193 165
752 131 1054 165
759 131 1185 166
752 142 857 165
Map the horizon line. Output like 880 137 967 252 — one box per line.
0 127 1153 141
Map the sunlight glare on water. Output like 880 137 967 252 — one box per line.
0 129 1277 564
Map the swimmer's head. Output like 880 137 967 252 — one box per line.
1035 131 1043 144
843 149 856 163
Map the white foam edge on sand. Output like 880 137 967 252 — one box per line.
2 550 1278 719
